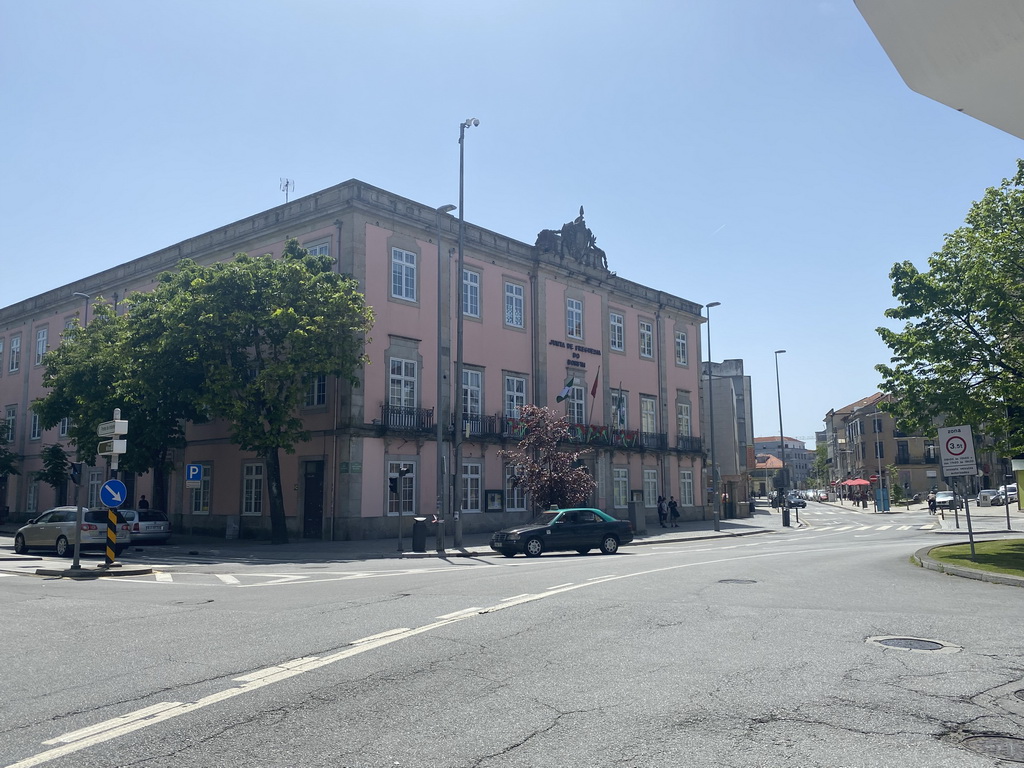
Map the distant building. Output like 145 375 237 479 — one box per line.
753 436 815 489
700 359 755 513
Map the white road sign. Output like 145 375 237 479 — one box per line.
938 425 978 477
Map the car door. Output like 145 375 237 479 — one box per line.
548 511 584 551
25 511 56 547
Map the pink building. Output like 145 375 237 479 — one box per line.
0 180 709 540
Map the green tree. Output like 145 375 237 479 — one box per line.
34 444 72 506
33 300 206 509
812 443 829 487
877 159 1024 453
498 404 597 512
137 239 373 543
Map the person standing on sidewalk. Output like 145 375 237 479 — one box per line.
657 496 668 528
668 496 680 527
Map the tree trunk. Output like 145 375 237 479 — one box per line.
265 448 289 544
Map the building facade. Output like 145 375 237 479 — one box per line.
0 180 712 539
752 436 814 489
700 358 755 510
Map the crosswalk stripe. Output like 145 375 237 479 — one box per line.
155 572 173 582
216 574 240 584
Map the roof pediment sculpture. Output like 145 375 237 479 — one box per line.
535 206 608 270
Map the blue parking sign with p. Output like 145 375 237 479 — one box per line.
186 464 203 488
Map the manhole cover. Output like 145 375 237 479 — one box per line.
866 635 962 654
963 735 1024 763
718 579 757 584
878 637 944 651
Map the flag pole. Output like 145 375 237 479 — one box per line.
587 365 600 426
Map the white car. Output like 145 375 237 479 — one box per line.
13 507 131 557
1000 484 1018 504
977 490 1004 507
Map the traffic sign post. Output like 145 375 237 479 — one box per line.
185 463 203 489
938 425 978 560
97 409 128 475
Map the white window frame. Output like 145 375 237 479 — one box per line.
505 463 527 511
389 358 417 408
641 395 657 434
26 480 38 516
566 298 583 339
388 461 415 516
463 268 480 318
643 469 658 508
677 402 691 437
87 469 103 509
675 330 688 365
304 241 330 257
305 374 327 407
59 417 70 437
612 391 628 429
191 463 212 514
462 462 481 513
0 339 4 375
504 282 524 328
679 470 694 506
35 328 48 365
30 412 40 440
567 384 585 424
463 369 482 419
612 468 628 508
639 321 653 358
5 407 15 441
610 312 624 352
9 336 20 373
391 247 417 301
504 375 526 418
242 462 264 516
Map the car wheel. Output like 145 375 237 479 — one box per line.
55 536 71 558
13 533 28 555
524 537 544 557
599 535 620 555
576 548 590 555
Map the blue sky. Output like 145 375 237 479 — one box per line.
2 1 1021 448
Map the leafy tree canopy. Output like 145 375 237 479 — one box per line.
498 404 597 512
877 159 1024 454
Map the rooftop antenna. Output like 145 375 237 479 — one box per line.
280 178 294 203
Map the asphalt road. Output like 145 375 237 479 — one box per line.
3 501 1023 767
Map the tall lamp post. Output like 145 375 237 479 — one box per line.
704 301 721 531
774 349 789 527
453 117 479 548
435 204 457 552
73 292 91 326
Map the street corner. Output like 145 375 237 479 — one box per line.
33 563 154 579
912 543 1024 588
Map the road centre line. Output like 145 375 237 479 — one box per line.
4 544 885 768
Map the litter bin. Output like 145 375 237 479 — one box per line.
412 517 427 552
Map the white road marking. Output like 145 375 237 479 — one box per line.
154 572 173 582
215 574 240 584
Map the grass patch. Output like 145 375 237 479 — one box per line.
928 538 1024 577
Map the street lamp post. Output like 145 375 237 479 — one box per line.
453 117 479 548
73 292 91 326
774 349 789 527
435 204 457 552
704 302 721 532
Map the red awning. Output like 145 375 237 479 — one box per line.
846 478 871 486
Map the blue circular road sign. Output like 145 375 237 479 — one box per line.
100 479 128 508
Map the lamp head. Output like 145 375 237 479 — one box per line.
464 118 480 128
775 349 786 355
437 204 457 214
706 301 721 309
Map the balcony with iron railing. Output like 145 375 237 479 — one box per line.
378 404 435 433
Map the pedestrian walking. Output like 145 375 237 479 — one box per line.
927 491 937 514
668 496 680 527
657 496 668 528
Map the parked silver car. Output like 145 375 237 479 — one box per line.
120 509 172 543
13 506 131 557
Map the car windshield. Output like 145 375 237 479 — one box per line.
532 512 560 526
531 509 614 525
